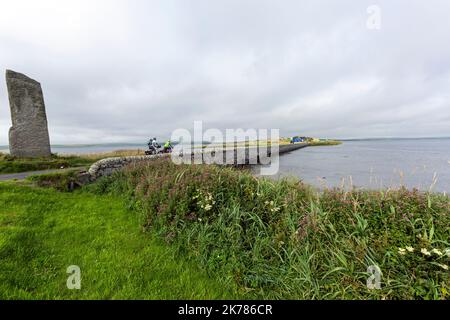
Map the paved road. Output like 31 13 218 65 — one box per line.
0 167 86 181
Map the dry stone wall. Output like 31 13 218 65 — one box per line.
88 154 168 180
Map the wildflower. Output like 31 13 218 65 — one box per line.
432 248 443 256
445 248 450 258
438 264 449 271
406 246 414 253
204 204 212 211
398 248 407 255
421 248 431 256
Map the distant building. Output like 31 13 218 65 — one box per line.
290 136 307 143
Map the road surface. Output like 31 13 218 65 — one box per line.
0 167 86 182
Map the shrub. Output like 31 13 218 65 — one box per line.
93 158 450 299
27 170 82 192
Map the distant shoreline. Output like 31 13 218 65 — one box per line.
1 136 449 150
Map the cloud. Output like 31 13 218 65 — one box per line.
1 0 450 144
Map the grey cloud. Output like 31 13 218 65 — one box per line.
1 0 450 144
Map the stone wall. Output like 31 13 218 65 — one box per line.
88 154 168 180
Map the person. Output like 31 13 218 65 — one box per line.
163 140 172 153
147 137 159 153
152 138 160 148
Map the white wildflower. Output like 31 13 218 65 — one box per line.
438 264 449 271
445 248 450 258
398 248 407 255
432 248 443 256
421 248 431 256
406 246 414 253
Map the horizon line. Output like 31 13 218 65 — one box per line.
1 135 450 148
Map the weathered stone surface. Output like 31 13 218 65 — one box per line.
6 70 51 158
88 154 167 179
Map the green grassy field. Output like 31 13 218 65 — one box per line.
0 182 237 299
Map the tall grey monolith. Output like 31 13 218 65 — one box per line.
6 70 52 158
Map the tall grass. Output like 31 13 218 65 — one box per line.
90 158 450 299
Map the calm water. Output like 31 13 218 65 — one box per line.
269 139 450 193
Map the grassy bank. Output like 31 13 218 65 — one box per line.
0 150 145 174
0 182 237 299
308 140 342 146
27 169 82 192
0 153 91 174
91 159 449 299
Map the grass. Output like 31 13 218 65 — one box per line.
308 140 342 146
66 149 146 160
0 150 145 174
91 158 449 300
278 138 342 146
27 169 83 192
1 156 448 300
0 182 238 299
0 153 92 174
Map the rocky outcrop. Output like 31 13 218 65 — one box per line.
6 70 51 158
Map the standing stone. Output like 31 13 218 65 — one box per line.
6 70 52 158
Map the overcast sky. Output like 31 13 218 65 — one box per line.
1 0 450 144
